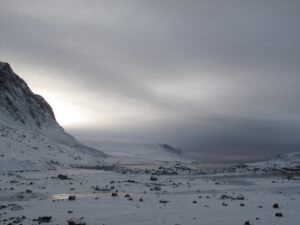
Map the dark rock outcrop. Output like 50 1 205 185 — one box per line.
0 62 57 128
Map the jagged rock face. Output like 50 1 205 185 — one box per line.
0 62 57 128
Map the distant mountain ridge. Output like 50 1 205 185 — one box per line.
79 138 187 164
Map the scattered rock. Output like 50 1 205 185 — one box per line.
93 186 111 192
0 205 7 210
236 195 245 200
150 176 158 181
10 205 24 211
33 216 52 223
159 199 169 204
67 218 86 225
10 180 18 184
150 186 161 191
273 203 279 208
12 217 23 223
275 212 283 217
111 192 118 197
126 180 136 183
68 195 76 201
57 174 69 180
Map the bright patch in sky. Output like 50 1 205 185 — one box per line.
35 91 89 127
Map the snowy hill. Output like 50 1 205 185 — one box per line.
246 151 300 172
227 151 300 174
79 138 187 164
0 62 107 171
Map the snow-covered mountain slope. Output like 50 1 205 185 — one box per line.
0 62 57 130
79 138 189 164
227 151 300 174
0 62 107 171
247 152 300 172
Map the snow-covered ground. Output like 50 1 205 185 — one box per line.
0 123 111 172
0 167 299 225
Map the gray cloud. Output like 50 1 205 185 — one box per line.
1 0 300 162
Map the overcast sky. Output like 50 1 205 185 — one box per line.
1 1 300 162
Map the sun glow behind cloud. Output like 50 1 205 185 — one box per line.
35 91 91 127
34 88 165 130
2 0 300 160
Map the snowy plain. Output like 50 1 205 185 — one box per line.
0 165 299 225
1 123 300 225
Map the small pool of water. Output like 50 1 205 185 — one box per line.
49 192 106 200
49 191 142 200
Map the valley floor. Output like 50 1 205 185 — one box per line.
0 167 299 225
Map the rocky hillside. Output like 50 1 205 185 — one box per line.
0 62 57 129
0 62 107 171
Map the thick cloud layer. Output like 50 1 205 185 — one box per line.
1 1 300 162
